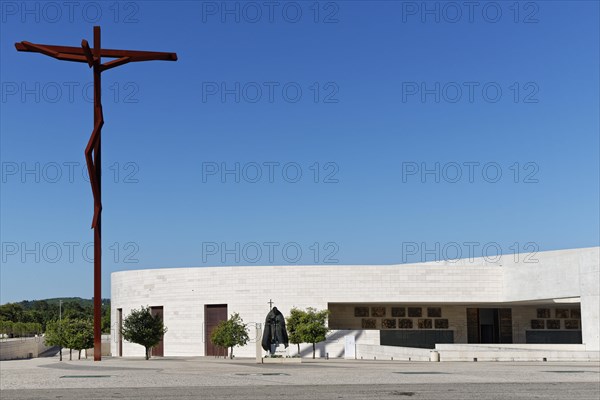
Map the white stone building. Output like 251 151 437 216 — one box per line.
111 247 599 361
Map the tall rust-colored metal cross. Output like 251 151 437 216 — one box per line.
15 26 177 361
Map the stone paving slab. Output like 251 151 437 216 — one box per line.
1 356 599 391
2 383 600 400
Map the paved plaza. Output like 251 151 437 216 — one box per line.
1 356 599 399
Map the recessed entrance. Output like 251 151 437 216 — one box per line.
467 308 513 344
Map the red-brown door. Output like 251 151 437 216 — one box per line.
117 308 123 357
150 306 164 357
205 304 227 356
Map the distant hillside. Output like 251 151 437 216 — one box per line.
12 297 110 309
1 297 111 333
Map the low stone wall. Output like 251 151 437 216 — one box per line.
0 337 52 361
434 343 600 362
354 343 600 362
356 344 432 361
84 334 112 358
435 343 587 351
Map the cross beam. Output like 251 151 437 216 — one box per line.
15 26 177 361
15 42 177 65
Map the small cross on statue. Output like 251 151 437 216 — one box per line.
268 299 274 309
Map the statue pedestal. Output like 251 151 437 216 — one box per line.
260 345 302 363
271 344 287 357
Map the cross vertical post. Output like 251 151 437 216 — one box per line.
92 25 102 361
15 26 177 361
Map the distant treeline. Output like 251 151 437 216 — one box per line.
0 298 111 335
0 321 42 337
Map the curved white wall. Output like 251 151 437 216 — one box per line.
111 247 599 357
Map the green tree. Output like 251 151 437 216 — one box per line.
121 306 167 360
0 320 13 337
101 303 111 334
62 302 87 320
296 307 330 359
0 303 24 322
285 307 304 355
23 322 41 337
1 321 41 338
210 313 249 359
24 310 45 328
64 319 94 360
45 320 67 361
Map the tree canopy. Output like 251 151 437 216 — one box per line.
286 307 330 359
121 306 167 360
45 318 94 360
64 318 94 359
210 313 249 359
0 320 41 338
285 307 305 354
45 320 66 347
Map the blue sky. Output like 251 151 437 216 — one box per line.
1 1 598 303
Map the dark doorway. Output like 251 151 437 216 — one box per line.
117 308 123 357
467 308 512 344
150 306 164 357
479 308 498 343
205 304 228 357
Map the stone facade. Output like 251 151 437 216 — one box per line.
111 247 599 357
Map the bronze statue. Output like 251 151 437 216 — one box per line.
261 307 289 353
